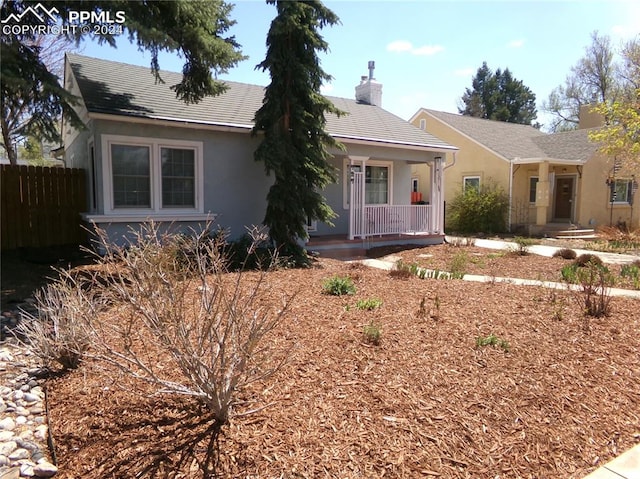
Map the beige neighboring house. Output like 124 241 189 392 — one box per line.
409 107 639 234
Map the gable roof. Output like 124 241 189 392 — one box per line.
531 128 599 162
418 108 598 163
66 54 456 152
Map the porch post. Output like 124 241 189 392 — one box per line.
431 156 444 234
348 159 355 240
535 160 550 225
347 156 369 240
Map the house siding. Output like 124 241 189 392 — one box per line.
410 112 510 223
86 120 272 240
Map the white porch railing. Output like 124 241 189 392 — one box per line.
350 204 433 238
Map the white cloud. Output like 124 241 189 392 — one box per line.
412 45 445 56
611 3 640 39
386 40 444 56
508 39 524 48
386 40 413 53
454 68 475 77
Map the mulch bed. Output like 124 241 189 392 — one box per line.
46 247 640 478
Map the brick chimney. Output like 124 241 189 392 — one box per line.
355 61 382 107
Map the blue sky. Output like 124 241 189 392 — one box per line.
81 1 640 129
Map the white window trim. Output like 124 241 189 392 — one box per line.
101 134 204 216
342 158 393 209
419 118 426 130
462 175 481 192
612 179 632 204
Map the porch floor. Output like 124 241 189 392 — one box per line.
306 233 444 260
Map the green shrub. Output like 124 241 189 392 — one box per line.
621 263 640 289
322 275 356 296
475 334 510 352
363 321 381 345
355 298 383 310
389 260 418 279
561 264 579 283
447 180 510 234
552 248 577 260
449 251 468 277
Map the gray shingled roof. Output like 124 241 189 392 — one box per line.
67 54 456 151
423 109 597 163
532 128 599 162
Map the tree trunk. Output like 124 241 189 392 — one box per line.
0 117 17 165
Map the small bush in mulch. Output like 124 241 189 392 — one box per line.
322 275 356 296
363 320 381 345
388 260 417 279
355 298 383 311
552 248 577 260
475 333 510 352
509 236 535 256
573 253 604 268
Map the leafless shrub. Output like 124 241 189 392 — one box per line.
574 253 604 267
565 261 614 324
552 248 577 260
84 223 293 424
16 277 98 370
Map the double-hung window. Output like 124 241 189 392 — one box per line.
610 179 633 204
102 135 203 215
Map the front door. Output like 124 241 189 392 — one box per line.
554 177 574 220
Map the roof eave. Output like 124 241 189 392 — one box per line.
512 157 589 165
333 134 458 152
88 112 459 152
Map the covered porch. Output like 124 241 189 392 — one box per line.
346 154 446 240
509 157 588 235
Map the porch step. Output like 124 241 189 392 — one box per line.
550 228 597 240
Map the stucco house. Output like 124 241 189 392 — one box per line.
409 107 638 235
62 54 458 254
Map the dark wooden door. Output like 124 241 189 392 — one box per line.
554 177 574 219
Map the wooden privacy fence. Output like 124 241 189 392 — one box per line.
1 165 87 250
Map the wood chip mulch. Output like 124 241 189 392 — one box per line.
46 245 640 478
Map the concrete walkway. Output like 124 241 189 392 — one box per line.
468 237 640 266
354 238 640 478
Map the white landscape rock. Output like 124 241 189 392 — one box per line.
0 417 16 431
33 460 58 478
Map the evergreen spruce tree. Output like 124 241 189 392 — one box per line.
1 0 245 164
459 62 537 125
252 0 344 264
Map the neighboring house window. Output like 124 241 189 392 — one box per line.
610 179 632 204
463 176 480 192
419 119 426 130
529 176 538 203
102 135 203 215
